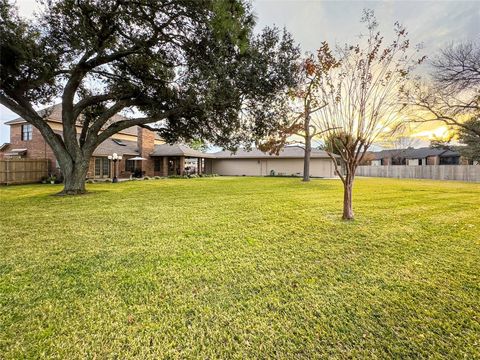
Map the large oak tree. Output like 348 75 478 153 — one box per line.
0 0 299 194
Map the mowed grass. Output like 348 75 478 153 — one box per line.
0 177 479 359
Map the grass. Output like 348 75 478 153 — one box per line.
1 177 479 359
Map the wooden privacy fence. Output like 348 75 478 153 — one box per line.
0 159 49 185
356 165 480 182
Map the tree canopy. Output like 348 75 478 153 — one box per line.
0 0 299 194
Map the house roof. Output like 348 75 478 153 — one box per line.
93 138 139 157
214 146 338 159
439 149 460 157
372 147 459 160
151 144 216 158
3 104 149 137
4 148 27 156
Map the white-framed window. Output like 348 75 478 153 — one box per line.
21 124 33 141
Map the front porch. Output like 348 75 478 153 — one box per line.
151 156 214 176
88 143 215 179
149 144 215 177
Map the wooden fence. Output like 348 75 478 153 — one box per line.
356 165 480 182
0 159 49 185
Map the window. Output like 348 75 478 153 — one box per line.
440 156 460 165
125 159 135 172
154 158 161 172
21 124 33 141
102 158 110 177
95 158 111 177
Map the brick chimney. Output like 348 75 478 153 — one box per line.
137 126 155 176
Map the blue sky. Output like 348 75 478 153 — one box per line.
1 0 479 144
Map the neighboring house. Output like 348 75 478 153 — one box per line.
367 147 467 166
0 104 214 179
0 105 339 180
212 146 339 178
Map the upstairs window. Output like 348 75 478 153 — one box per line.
21 124 33 141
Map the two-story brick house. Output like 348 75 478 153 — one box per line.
0 104 215 180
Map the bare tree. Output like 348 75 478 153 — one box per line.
313 10 422 220
258 48 340 182
403 40 480 137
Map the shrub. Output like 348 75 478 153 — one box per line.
104 178 112 183
85 179 95 184
144 176 151 180
154 176 162 180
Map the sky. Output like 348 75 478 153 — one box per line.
1 0 479 145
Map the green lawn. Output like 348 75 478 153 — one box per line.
1 177 479 359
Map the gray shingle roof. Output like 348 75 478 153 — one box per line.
214 146 337 159
372 147 460 160
151 144 216 158
93 139 139 156
4 104 153 137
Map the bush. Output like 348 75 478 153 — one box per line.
154 176 162 180
85 179 95 184
143 176 151 180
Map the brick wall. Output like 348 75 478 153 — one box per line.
137 127 155 177
9 124 58 173
3 122 158 178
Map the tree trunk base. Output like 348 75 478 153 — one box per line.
55 188 88 196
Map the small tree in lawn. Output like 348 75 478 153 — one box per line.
0 0 299 195
313 10 423 220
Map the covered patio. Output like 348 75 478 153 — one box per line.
150 144 215 176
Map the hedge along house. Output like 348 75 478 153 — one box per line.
0 104 215 180
212 146 339 178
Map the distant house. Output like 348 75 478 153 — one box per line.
367 147 467 166
212 146 339 177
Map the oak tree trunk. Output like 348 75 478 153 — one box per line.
57 158 89 195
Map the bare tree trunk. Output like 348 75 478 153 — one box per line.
57 158 89 195
303 134 311 182
303 109 311 182
342 170 355 220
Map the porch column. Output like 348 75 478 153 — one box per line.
198 158 202 175
162 156 168 177
179 156 185 175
